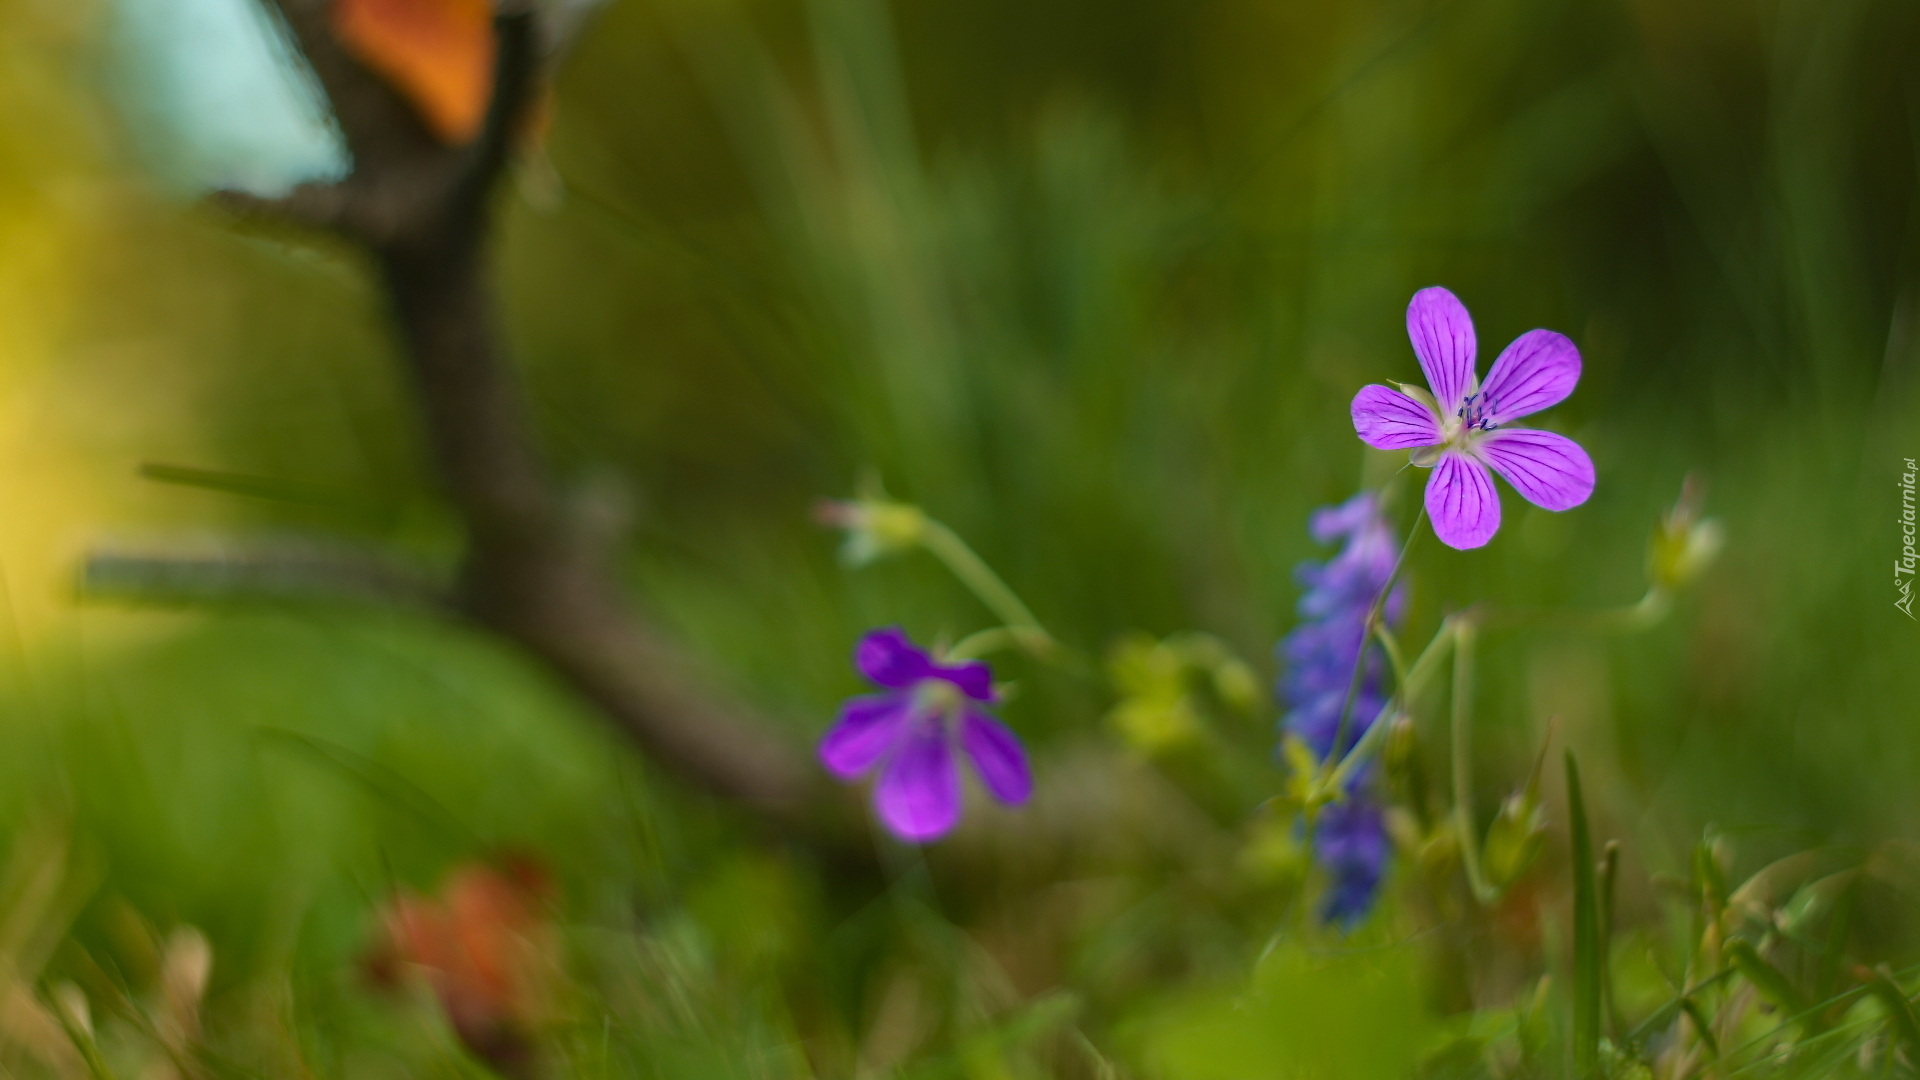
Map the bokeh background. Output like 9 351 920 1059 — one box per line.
0 0 1915 1074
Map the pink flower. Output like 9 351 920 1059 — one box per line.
1351 287 1595 549
819 628 1032 843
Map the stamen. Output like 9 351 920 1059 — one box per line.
1456 393 1498 432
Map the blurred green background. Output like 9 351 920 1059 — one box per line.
0 0 1915 1074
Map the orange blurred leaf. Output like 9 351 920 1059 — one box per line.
363 858 555 1076
332 0 496 144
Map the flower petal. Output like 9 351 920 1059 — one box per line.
855 626 934 689
875 720 962 842
1308 492 1380 544
1478 329 1579 424
1351 384 1443 450
933 660 995 702
1407 286 1477 415
819 693 910 780
959 710 1031 805
1475 428 1594 512
1425 451 1501 549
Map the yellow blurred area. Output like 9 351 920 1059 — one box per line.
0 0 224 641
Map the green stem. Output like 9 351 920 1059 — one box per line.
1474 587 1670 635
1321 617 1457 793
1399 618 1458 700
1320 700 1397 795
1375 624 1408 689
919 520 1056 657
1319 507 1426 786
945 626 1023 661
1450 617 1498 905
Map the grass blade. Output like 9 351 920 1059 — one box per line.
1724 938 1815 1035
1678 996 1720 1059
1860 966 1920 1057
1567 752 1601 1078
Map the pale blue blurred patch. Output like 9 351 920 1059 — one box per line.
105 0 350 196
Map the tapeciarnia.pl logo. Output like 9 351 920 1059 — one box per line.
1900 457 1917 619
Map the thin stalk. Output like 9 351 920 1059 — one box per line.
1320 700 1398 796
1622 965 1735 1049
1600 839 1623 1039
1322 631 1376 774
1399 617 1458 701
1319 507 1426 785
1375 623 1409 689
1568 753 1602 1078
1450 618 1497 904
1474 587 1670 635
945 626 1022 661
919 520 1056 656
1321 617 1458 793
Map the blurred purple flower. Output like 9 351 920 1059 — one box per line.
820 627 1032 843
1278 492 1404 924
1314 799 1390 925
1351 287 1595 549
1280 494 1404 758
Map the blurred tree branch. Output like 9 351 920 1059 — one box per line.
83 538 449 610
198 0 817 817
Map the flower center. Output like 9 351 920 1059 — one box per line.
912 678 964 721
1457 392 1497 433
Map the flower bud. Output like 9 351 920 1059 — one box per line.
814 495 928 566
1482 786 1549 889
1648 474 1724 591
1382 713 1416 776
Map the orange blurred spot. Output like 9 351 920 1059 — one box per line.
365 857 555 1075
332 0 497 144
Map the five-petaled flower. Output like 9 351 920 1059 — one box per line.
1351 287 1595 549
820 627 1033 842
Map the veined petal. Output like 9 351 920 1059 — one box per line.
1425 451 1501 549
819 693 911 780
855 626 934 689
1407 287 1477 415
1475 428 1594 511
875 720 961 842
1352 385 1442 450
959 710 1031 805
1479 329 1579 424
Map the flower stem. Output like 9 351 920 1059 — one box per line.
1320 615 1457 794
1375 624 1409 689
918 519 1056 658
1473 587 1671 634
1319 506 1427 787
945 626 1023 661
